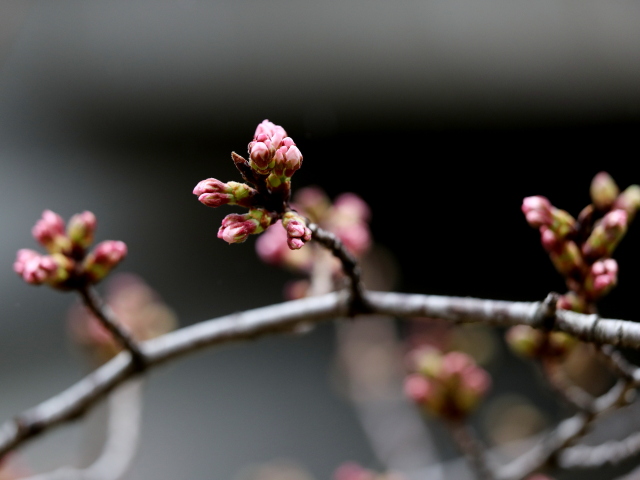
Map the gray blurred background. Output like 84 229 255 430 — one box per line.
1 1 640 479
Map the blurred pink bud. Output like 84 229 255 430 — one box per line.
522 196 553 227
614 185 640 220
506 325 545 358
404 374 432 403
334 463 375 480
32 210 68 252
583 209 628 260
14 250 56 284
588 258 618 297
334 193 372 222
84 241 128 283
67 211 97 249
287 237 305 249
334 224 371 257
539 226 559 252
255 221 289 265
590 172 619 210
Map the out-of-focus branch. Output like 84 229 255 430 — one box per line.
448 422 495 480
4 291 640 459
21 378 143 480
497 379 632 480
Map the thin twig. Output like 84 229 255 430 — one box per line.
5 292 640 460
20 379 143 480
77 286 146 370
308 223 371 315
448 422 495 480
497 379 632 480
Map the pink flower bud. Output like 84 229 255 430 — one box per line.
522 196 551 214
84 240 128 283
67 211 97 249
255 221 289 265
254 120 287 148
287 237 305 249
249 142 273 171
282 211 312 250
539 226 559 252
583 209 628 260
193 178 230 197
614 184 640 220
14 250 56 284
284 145 303 176
404 374 432 403
590 172 619 210
217 214 260 244
586 259 618 298
32 210 70 253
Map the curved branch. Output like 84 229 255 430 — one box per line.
3 291 640 459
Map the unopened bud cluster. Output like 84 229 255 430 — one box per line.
14 210 126 289
68 273 176 362
194 120 313 249
508 172 640 358
404 347 491 421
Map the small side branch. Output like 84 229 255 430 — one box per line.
309 223 371 315
77 286 146 370
448 422 495 480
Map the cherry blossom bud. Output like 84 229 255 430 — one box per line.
549 240 585 277
282 211 312 250
32 210 71 253
292 186 331 222
590 172 619 210
582 209 628 260
585 258 618 298
614 185 640 220
334 193 372 223
249 141 273 172
67 211 97 249
193 179 257 208
404 374 432 404
522 196 553 227
506 325 545 358
539 226 559 252
217 209 274 244
84 240 128 283
14 249 56 284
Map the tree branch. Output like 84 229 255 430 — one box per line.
4 291 640 459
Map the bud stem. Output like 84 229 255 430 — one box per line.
308 223 370 316
77 285 147 370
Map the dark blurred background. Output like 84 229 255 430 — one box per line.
1 1 640 479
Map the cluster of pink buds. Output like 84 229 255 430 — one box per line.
68 273 176 362
255 187 372 298
507 172 639 359
194 120 313 250
14 210 127 289
521 172 639 311
404 348 491 421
